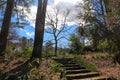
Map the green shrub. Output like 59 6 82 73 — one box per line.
83 63 97 71
74 55 84 65
94 53 114 60
3 49 13 57
3 49 12 54
21 48 32 59
49 59 62 73
95 53 103 59
3 49 16 61
42 51 55 57
74 55 97 71
106 54 114 59
25 68 46 80
14 50 22 57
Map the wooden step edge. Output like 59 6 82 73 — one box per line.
66 69 91 74
66 69 91 72
65 66 85 70
73 76 111 80
66 72 100 79
66 72 99 77
60 64 80 67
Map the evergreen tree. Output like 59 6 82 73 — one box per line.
31 0 48 59
0 0 14 55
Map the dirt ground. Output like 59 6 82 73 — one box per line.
39 56 120 80
39 58 60 80
0 55 120 80
84 53 120 80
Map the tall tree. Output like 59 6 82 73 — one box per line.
77 0 120 63
46 4 71 56
0 0 35 56
31 0 48 59
77 0 108 51
104 0 120 63
0 0 14 55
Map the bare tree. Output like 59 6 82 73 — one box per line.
31 0 48 59
45 5 71 56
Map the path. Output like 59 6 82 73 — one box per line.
54 57 113 80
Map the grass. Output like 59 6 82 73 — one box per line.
74 55 97 72
49 59 62 73
48 59 67 79
85 52 114 60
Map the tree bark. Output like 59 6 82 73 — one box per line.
54 38 58 56
31 0 48 59
0 0 14 55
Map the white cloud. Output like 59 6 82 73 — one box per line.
54 0 83 5
25 31 34 37
25 6 37 28
46 0 84 29
26 0 83 28
20 28 34 37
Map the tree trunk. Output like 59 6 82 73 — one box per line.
0 0 14 55
54 39 58 56
92 39 98 51
31 0 48 59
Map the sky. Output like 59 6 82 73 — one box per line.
0 0 84 47
29 0 83 47
21 0 83 47
26 0 83 27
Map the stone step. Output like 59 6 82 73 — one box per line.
66 72 99 80
55 60 76 64
53 57 112 80
73 76 112 80
64 66 85 70
61 62 77 65
60 64 80 67
68 60 75 63
67 61 77 64
66 69 91 74
54 58 74 64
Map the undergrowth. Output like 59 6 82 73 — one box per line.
74 55 97 71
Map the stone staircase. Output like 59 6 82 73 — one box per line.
53 57 112 80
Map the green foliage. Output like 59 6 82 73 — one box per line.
95 53 106 59
69 34 84 54
74 55 97 71
21 48 32 59
3 48 13 56
3 48 15 60
77 0 120 58
28 58 41 68
93 52 114 60
58 53 75 58
24 68 45 80
83 63 97 72
74 55 84 65
49 59 62 73
42 51 55 57
106 54 114 59
97 39 109 52
0 68 4 74
14 50 22 57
